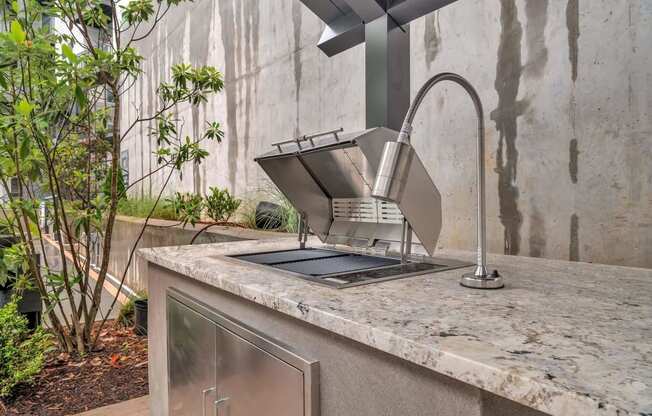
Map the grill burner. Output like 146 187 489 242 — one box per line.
227 248 465 289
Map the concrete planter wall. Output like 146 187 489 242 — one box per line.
103 216 285 292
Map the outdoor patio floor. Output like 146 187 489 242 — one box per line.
71 396 149 416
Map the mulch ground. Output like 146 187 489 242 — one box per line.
0 321 148 416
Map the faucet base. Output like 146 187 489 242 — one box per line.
460 270 504 289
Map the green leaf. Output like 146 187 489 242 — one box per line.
61 44 77 63
15 99 33 116
9 20 26 44
75 85 88 108
20 201 38 226
11 1 19 14
19 137 30 159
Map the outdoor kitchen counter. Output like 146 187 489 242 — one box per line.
139 237 652 416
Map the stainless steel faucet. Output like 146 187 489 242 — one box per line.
371 72 504 289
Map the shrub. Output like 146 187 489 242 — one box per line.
117 197 179 221
0 298 53 398
117 297 135 327
205 187 241 223
166 192 204 227
117 290 147 327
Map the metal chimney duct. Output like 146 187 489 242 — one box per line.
298 0 458 130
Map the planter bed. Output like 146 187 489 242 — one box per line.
0 320 148 416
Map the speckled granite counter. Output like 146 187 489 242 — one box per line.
139 237 652 416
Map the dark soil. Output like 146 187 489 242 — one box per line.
0 321 148 416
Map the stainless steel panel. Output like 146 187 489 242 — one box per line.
317 12 365 57
332 198 403 224
301 145 374 198
387 0 458 26
255 127 442 253
168 290 320 416
298 0 351 24
365 14 410 131
357 128 442 255
343 0 385 21
215 325 304 416
258 155 332 240
168 297 216 416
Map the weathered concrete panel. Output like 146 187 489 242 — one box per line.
122 0 652 268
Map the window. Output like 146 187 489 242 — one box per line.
120 150 129 186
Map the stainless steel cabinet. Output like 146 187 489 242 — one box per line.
167 290 319 416
168 296 216 416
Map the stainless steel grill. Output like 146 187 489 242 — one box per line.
224 127 471 289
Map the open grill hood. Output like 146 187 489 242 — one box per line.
254 127 443 255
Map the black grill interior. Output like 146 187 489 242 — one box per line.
228 248 442 288
275 254 399 276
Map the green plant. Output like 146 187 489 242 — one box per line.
117 297 135 327
116 290 147 327
101 167 127 201
117 197 179 221
0 242 33 289
166 192 204 227
239 199 259 230
0 298 53 398
0 0 225 353
272 195 300 233
204 187 241 223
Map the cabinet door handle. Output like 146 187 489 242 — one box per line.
214 397 230 416
202 387 216 416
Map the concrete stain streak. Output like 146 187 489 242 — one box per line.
243 0 260 188
189 2 215 196
569 213 580 261
529 202 547 258
424 11 441 70
140 72 147 197
569 138 579 183
490 0 526 256
292 1 303 137
524 0 548 78
192 105 201 194
566 0 580 82
218 0 239 192
190 1 212 66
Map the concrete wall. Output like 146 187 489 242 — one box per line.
108 216 283 291
121 0 652 268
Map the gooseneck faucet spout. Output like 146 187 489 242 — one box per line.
372 72 503 289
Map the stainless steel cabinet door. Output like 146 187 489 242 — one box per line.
215 324 304 416
168 297 217 416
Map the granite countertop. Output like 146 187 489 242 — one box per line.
139 238 652 416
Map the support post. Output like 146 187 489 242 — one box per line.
364 15 410 130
